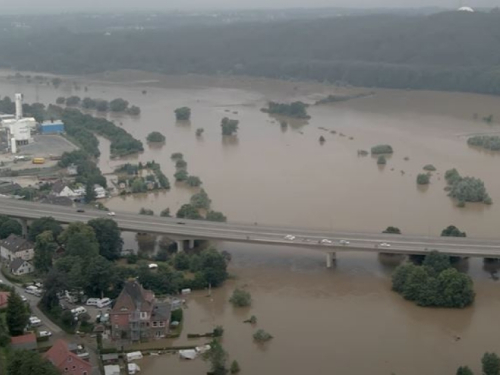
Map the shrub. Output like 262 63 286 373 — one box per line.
417 173 430 185
139 208 154 215
371 144 393 154
230 360 241 374
213 325 224 337
196 128 204 137
229 288 252 307
221 117 239 136
423 164 436 171
171 309 183 323
377 155 386 165
253 329 273 342
186 176 202 187
319 136 325 143
175 107 191 121
171 152 183 161
147 131 166 143
468 135 500 151
383 226 401 234
174 170 188 182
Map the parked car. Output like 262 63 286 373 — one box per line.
86 298 100 306
284 235 296 240
97 298 112 308
107 211 116 216
76 209 85 213
21 295 27 302
339 240 350 245
38 330 52 338
29 316 41 326
71 306 87 316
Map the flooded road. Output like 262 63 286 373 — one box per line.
1 71 500 374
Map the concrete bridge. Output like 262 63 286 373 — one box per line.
1 198 500 267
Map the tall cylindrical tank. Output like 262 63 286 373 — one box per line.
15 93 23 120
11 138 17 154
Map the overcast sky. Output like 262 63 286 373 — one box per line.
0 0 496 12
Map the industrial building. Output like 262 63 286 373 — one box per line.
40 120 65 134
0 93 36 153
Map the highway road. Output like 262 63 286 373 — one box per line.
1 198 500 257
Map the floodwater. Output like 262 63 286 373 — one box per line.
1 70 500 374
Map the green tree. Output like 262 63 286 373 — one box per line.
174 170 189 182
82 97 96 109
160 208 171 217
0 218 22 239
175 159 187 170
6 291 29 336
229 288 252 307
377 155 387 165
34 230 57 274
402 266 432 303
383 226 401 234
423 251 451 275
28 217 63 242
371 144 393 154
175 107 191 121
417 173 430 185
200 248 228 287
174 252 190 270
482 353 500 375
391 263 417 293
88 218 123 260
221 117 239 136
65 96 81 106
85 255 115 297
40 268 67 312
95 99 109 112
437 268 475 308
186 176 202 187
319 135 326 143
423 164 437 171
170 152 183 161
206 211 227 222
56 96 66 105
139 208 154 215
190 189 211 210
85 182 96 202
109 98 129 112
127 105 141 115
7 350 60 375
196 128 204 137
253 329 273 342
456 366 474 375
441 225 467 237
176 204 202 220
230 360 241 374
203 339 228 375
147 131 166 143
58 222 99 259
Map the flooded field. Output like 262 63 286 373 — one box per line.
1 70 500 374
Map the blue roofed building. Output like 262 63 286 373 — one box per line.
40 120 65 134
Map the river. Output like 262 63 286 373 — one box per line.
1 70 500 374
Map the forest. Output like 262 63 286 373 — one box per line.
0 11 500 94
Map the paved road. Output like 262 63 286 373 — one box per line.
1 198 500 257
0 273 61 334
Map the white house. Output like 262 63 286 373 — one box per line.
0 234 34 262
94 185 106 199
10 258 34 276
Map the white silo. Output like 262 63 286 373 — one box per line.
15 93 23 120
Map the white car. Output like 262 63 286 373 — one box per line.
29 316 42 326
320 239 333 244
21 295 27 302
39 330 52 338
339 240 350 245
107 211 116 216
380 242 391 247
284 235 296 241
0 279 3 283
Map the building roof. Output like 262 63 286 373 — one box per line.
111 280 155 314
40 195 73 206
44 339 91 371
10 258 29 272
0 182 21 195
1 234 33 252
11 333 37 350
0 291 10 308
51 180 67 195
151 301 171 321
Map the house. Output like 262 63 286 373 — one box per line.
93 185 106 199
10 258 34 276
110 280 171 342
51 181 77 198
67 164 78 176
44 339 92 375
0 291 10 309
10 333 37 351
104 365 120 375
0 234 34 262
39 195 74 207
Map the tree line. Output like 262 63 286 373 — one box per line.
1 12 500 94
56 96 141 115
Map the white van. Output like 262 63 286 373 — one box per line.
25 286 39 296
97 298 112 308
71 306 87 316
86 298 100 306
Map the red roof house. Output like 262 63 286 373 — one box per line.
10 333 37 351
44 339 92 375
0 291 10 309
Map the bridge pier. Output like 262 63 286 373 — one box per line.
17 218 28 238
176 240 185 252
326 252 336 268
188 239 195 249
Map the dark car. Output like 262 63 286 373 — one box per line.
176 222 185 225
76 209 85 213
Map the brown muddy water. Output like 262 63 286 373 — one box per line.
1 71 500 374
